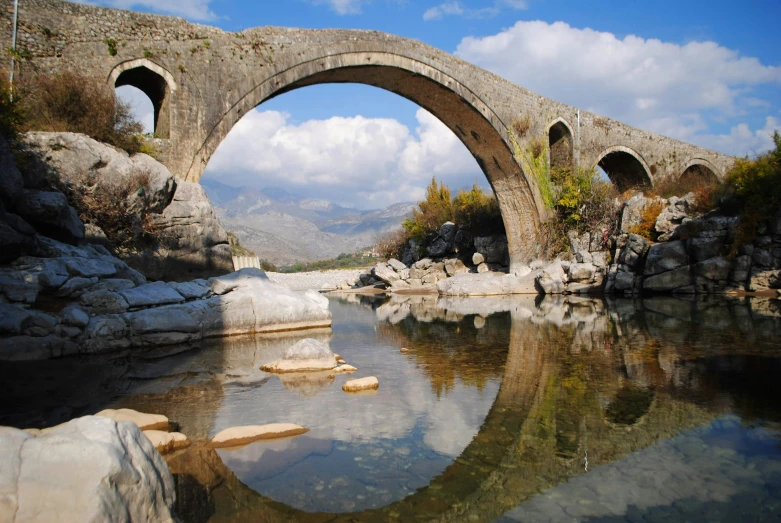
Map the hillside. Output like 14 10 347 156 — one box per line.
202 179 412 266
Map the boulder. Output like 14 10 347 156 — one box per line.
95 408 169 431
127 181 233 281
260 338 337 373
472 252 485 265
15 190 84 244
119 281 185 308
0 208 38 263
644 240 689 276
60 305 90 328
437 271 540 296
387 258 407 272
694 257 731 281
342 376 380 392
475 235 509 265
26 132 176 213
80 289 130 314
620 193 651 233
567 263 596 282
689 236 725 263
444 258 468 277
619 234 649 268
426 237 450 257
0 135 24 207
0 416 176 522
209 423 309 448
373 263 400 284
643 266 693 292
143 430 190 454
168 280 210 300
476 262 489 274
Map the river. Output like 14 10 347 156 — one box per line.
3 293 781 522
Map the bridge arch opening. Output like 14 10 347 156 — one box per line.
548 119 574 173
680 162 718 185
191 55 546 268
595 147 652 192
110 60 174 139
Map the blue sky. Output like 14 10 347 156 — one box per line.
103 0 781 208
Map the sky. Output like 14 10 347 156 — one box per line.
104 0 781 209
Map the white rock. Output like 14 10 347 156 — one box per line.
94 408 169 431
209 423 309 448
472 252 485 265
143 430 190 454
0 416 175 522
333 364 358 373
342 376 380 392
260 338 337 373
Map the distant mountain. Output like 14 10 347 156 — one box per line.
201 179 414 266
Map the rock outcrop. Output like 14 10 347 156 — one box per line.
23 132 233 281
0 416 176 522
0 260 332 360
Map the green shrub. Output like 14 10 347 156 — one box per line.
402 177 453 241
720 132 781 248
452 183 504 235
19 72 144 154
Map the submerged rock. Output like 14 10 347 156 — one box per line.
343 376 380 392
260 338 337 373
143 430 191 454
0 416 176 522
209 423 309 448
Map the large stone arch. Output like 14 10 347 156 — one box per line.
184 51 545 266
593 145 653 192
108 59 177 139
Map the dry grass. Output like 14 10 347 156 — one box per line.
512 115 531 138
18 72 144 154
376 229 410 261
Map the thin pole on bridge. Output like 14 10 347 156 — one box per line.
9 0 19 99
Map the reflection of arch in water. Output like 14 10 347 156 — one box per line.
166 307 718 522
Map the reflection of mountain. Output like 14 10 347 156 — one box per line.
201 179 413 265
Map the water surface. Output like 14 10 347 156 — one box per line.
3 293 781 522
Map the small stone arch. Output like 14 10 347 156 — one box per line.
547 117 575 172
680 158 721 182
593 146 653 192
108 59 177 139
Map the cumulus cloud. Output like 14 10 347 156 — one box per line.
424 0 527 21
78 0 216 20
455 21 781 155
204 108 482 208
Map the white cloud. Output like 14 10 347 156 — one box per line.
310 0 366 15
424 0 527 21
204 108 482 208
78 0 216 20
455 20 781 155
116 85 154 134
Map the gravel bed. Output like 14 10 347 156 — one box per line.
266 269 369 291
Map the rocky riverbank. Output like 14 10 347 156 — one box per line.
334 193 781 298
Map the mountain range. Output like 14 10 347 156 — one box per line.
201 179 414 266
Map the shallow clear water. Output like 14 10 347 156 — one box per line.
4 293 781 522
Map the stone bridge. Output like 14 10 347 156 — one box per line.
3 0 735 269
